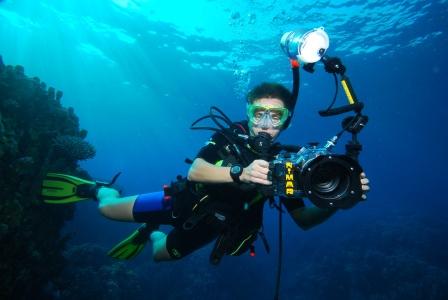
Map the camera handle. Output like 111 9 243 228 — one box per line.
250 132 277 198
342 114 368 161
304 55 364 117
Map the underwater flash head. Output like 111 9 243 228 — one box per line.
280 27 329 63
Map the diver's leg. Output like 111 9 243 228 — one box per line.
153 222 220 262
97 189 171 223
96 187 137 221
97 188 176 261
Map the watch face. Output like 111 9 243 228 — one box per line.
231 165 241 174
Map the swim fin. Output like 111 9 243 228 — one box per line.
108 223 159 260
41 172 121 204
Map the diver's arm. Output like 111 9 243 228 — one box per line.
188 158 272 185
289 206 337 230
187 158 233 183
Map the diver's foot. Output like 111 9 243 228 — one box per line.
42 173 100 204
150 231 172 262
108 224 152 260
96 186 120 201
150 231 166 242
76 183 100 200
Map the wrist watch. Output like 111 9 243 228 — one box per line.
230 164 243 183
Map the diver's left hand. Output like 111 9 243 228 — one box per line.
360 172 370 200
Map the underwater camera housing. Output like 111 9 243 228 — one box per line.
267 113 368 209
269 144 363 209
272 27 370 209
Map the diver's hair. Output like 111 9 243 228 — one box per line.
247 82 293 109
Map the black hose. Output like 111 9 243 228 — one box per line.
209 106 234 130
283 64 300 128
326 73 339 111
274 200 283 300
190 106 250 165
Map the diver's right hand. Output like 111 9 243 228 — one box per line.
240 160 272 185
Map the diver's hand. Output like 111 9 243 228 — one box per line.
240 160 272 185
360 172 370 200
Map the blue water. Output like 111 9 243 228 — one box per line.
1 0 447 299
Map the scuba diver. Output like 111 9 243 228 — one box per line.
42 28 371 299
41 82 370 263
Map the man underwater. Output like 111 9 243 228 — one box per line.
42 82 370 263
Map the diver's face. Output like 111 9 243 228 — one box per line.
248 97 286 140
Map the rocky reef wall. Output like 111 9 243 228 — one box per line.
0 55 95 299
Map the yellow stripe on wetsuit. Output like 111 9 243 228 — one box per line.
230 234 254 255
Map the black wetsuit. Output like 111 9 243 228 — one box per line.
134 121 304 260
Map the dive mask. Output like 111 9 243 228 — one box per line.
247 104 290 128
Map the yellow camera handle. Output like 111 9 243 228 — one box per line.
341 76 358 105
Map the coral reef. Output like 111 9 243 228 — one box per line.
282 214 448 300
53 135 96 161
0 55 94 299
56 244 143 300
